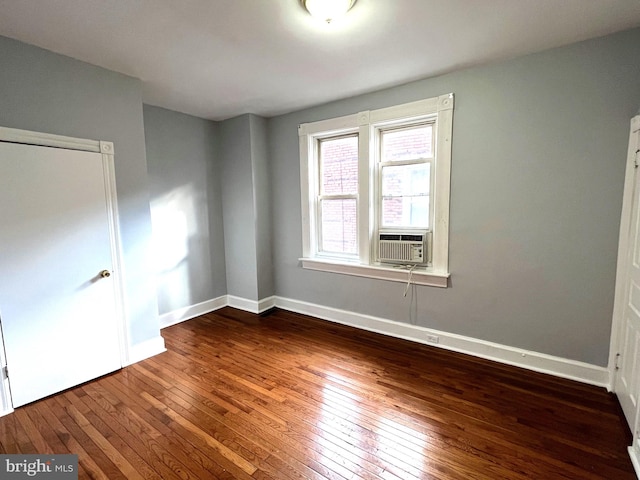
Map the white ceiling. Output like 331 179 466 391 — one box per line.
1 0 639 121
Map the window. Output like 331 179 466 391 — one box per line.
299 94 454 287
379 124 433 229
319 135 358 256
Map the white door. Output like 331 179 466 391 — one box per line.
612 115 640 428
0 141 122 407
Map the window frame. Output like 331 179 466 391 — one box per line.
298 93 454 288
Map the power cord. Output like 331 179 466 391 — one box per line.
403 264 417 297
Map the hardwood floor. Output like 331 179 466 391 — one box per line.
0 307 635 479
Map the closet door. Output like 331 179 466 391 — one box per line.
612 116 640 430
0 140 122 407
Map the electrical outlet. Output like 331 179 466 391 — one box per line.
426 334 439 344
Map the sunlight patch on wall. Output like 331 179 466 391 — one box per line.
150 184 197 313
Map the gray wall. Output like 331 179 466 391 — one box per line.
220 115 259 300
219 114 275 302
268 28 640 366
250 115 274 300
143 105 226 314
0 35 159 346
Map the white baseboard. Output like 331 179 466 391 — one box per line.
227 295 276 314
159 294 276 329
154 293 610 388
0 406 13 418
629 446 640 479
159 296 227 328
125 336 166 366
258 295 277 313
0 376 12 418
275 296 610 388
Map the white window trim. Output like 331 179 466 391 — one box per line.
299 93 454 288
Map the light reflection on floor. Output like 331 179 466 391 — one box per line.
318 372 429 479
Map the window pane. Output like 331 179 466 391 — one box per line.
382 163 429 197
382 196 429 227
320 198 357 254
382 163 430 227
320 135 358 195
381 124 432 162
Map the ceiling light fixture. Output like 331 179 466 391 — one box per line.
303 0 357 23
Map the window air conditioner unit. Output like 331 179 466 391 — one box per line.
378 231 428 265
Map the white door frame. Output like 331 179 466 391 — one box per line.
0 126 129 416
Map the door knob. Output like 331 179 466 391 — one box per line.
100 270 111 278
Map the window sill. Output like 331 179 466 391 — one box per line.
300 257 449 288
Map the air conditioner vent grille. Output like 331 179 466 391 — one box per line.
379 242 416 262
378 231 427 265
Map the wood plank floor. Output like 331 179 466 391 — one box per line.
0 306 635 479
